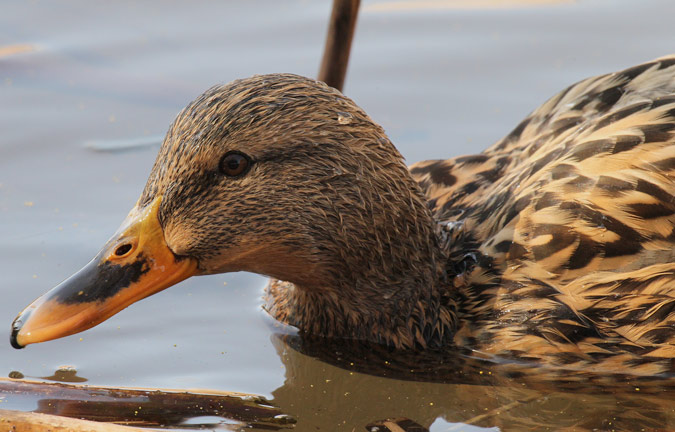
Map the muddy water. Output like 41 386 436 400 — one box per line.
1 0 674 430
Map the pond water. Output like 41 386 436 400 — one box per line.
1 0 674 430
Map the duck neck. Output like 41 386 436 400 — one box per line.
264 162 458 349
264 273 458 350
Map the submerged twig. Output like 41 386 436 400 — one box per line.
0 378 294 429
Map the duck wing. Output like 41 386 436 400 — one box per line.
411 56 675 372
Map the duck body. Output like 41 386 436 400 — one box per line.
11 57 675 375
412 56 675 373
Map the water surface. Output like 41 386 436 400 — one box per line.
1 0 674 430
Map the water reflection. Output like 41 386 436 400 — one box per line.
8 339 673 430
269 335 675 431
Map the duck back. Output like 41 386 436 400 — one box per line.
411 56 675 374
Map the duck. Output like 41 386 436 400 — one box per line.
10 56 675 376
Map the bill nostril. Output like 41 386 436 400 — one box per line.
114 243 133 257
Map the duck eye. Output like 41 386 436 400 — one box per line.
219 152 251 177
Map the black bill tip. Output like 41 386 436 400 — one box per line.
10 313 27 349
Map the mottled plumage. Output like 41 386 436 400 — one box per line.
412 56 675 374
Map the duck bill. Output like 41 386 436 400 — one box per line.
10 197 198 349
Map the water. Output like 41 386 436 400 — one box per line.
1 0 674 430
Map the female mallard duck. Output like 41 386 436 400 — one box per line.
11 56 675 375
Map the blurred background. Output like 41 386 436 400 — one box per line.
1 1 674 430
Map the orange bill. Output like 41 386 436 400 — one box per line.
10 196 198 348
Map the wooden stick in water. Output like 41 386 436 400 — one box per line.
0 409 146 432
0 377 293 429
318 0 361 92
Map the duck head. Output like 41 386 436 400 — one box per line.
11 74 451 349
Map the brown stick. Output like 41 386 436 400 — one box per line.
0 409 146 432
317 0 361 92
0 378 293 429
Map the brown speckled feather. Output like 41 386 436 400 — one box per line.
411 56 675 374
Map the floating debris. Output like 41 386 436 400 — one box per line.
84 135 163 153
0 43 36 58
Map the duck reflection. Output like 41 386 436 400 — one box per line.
269 334 675 432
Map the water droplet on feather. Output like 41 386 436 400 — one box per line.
337 112 353 125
